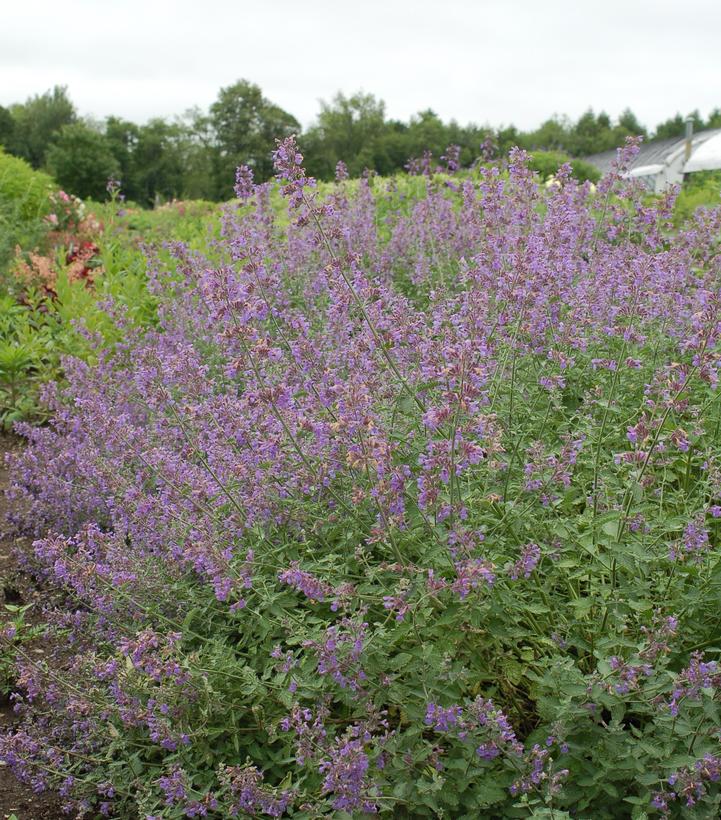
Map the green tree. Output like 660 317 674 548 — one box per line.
45 121 119 200
209 80 299 195
523 116 571 152
404 109 449 159
105 115 209 204
377 120 414 174
617 108 647 138
105 116 140 200
304 92 388 179
654 113 685 140
496 124 522 155
567 109 616 155
654 110 704 140
0 106 14 149
706 108 721 129
176 108 218 201
8 85 76 168
132 119 186 206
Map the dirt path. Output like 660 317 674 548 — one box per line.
0 435 63 819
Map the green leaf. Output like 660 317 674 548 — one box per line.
389 652 414 669
601 519 622 540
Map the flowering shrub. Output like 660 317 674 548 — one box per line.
0 183 217 427
11 190 104 296
0 147 55 277
46 189 87 232
3 138 721 817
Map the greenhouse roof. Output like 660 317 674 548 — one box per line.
684 132 721 172
584 129 721 177
584 137 683 177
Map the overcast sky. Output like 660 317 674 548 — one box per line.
2 0 720 132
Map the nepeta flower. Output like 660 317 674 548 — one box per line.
319 737 377 813
234 165 255 200
425 703 463 731
670 517 710 561
440 144 461 173
509 543 541 579
273 135 315 211
451 558 495 599
218 764 293 817
279 562 331 603
157 766 187 805
667 653 721 716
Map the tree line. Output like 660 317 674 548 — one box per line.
1 82 719 205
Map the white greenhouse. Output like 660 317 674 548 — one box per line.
684 131 721 173
584 128 721 193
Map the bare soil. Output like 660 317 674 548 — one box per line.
0 434 64 819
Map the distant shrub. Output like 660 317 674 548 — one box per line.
676 170 721 222
45 122 120 201
529 150 601 184
0 148 54 275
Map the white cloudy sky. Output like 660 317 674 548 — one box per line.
2 0 720 131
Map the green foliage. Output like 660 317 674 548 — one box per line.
129 119 187 205
105 114 217 205
0 104 14 148
1 603 43 696
45 121 120 201
654 110 705 140
0 292 54 427
708 108 721 130
528 150 601 184
303 92 389 178
0 194 222 426
6 85 76 168
0 147 54 276
675 171 721 222
2 81 717 203
113 199 217 244
523 108 647 157
105 115 139 190
0 266 156 429
0 148 55 222
209 80 299 195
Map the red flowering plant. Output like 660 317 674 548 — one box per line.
12 189 103 297
3 139 721 816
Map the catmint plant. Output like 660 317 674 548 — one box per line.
2 137 721 817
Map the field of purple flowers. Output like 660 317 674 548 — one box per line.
2 137 721 818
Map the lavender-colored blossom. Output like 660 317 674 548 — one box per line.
607 656 653 695
218 765 293 817
424 703 463 731
509 542 541 579
234 165 255 200
319 737 377 813
661 754 721 809
278 562 331 602
451 558 495 599
6 135 721 816
440 144 461 173
306 618 368 692
382 593 410 621
667 652 721 716
670 517 711 561
157 767 187 806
